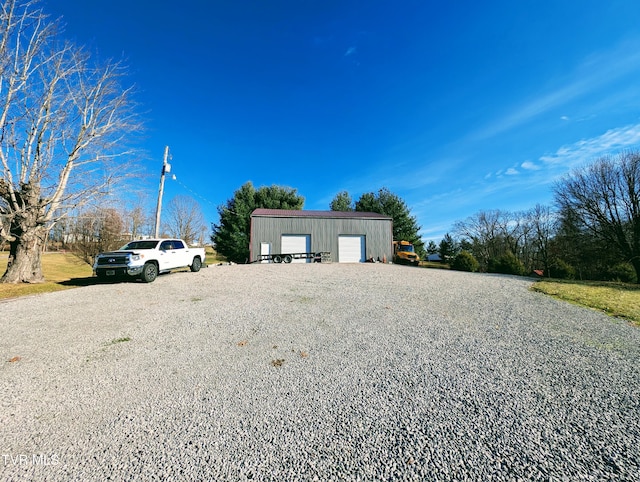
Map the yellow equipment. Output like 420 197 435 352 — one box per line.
393 240 420 266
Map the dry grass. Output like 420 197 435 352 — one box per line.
0 252 93 300
420 261 450 270
532 279 640 325
205 246 226 265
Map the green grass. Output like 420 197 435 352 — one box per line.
532 279 640 325
205 245 226 265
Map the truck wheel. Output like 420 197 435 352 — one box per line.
273 255 282 263
283 255 292 263
190 257 202 272
141 262 158 283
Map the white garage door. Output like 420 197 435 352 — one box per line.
281 235 311 263
339 235 365 263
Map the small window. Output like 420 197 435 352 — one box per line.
173 240 185 249
160 241 172 250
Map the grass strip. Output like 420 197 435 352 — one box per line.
532 279 640 325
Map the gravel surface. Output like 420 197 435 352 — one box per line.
1 263 639 481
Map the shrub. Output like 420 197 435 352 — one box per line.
606 262 637 283
551 259 576 280
451 251 479 272
488 251 525 275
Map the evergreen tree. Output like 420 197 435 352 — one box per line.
355 188 423 256
426 240 438 255
329 191 354 211
438 233 458 260
212 182 304 263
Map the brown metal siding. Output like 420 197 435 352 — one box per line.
250 215 393 262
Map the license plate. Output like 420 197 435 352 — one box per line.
106 270 115 276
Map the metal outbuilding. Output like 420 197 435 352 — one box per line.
250 209 393 263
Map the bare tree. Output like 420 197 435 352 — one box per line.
453 209 511 270
527 204 556 276
453 208 547 273
554 151 640 283
126 206 148 240
71 207 126 264
0 0 140 283
47 214 72 250
163 195 207 245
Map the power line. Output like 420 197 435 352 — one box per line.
171 175 216 206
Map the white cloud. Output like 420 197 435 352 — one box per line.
344 46 357 57
521 161 541 171
505 168 519 175
540 123 640 167
560 115 570 121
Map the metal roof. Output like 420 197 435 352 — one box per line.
251 209 392 220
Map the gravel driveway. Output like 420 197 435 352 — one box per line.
1 263 639 481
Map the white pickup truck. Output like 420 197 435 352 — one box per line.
93 239 206 283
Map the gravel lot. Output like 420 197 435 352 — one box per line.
1 263 639 481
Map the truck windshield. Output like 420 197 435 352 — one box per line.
121 240 159 250
398 245 414 252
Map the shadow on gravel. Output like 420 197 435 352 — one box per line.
58 277 116 287
58 271 177 287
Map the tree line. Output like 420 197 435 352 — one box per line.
442 151 640 284
39 196 208 264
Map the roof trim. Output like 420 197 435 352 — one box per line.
251 209 392 220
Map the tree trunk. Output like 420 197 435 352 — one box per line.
1 221 47 284
631 257 640 285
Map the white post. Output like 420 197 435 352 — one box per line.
154 146 170 238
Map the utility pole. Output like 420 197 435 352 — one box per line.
154 146 170 238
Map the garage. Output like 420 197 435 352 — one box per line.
338 235 366 263
281 234 311 263
250 209 392 263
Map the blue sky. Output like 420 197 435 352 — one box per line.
46 1 640 242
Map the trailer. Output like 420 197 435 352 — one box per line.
255 252 332 263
